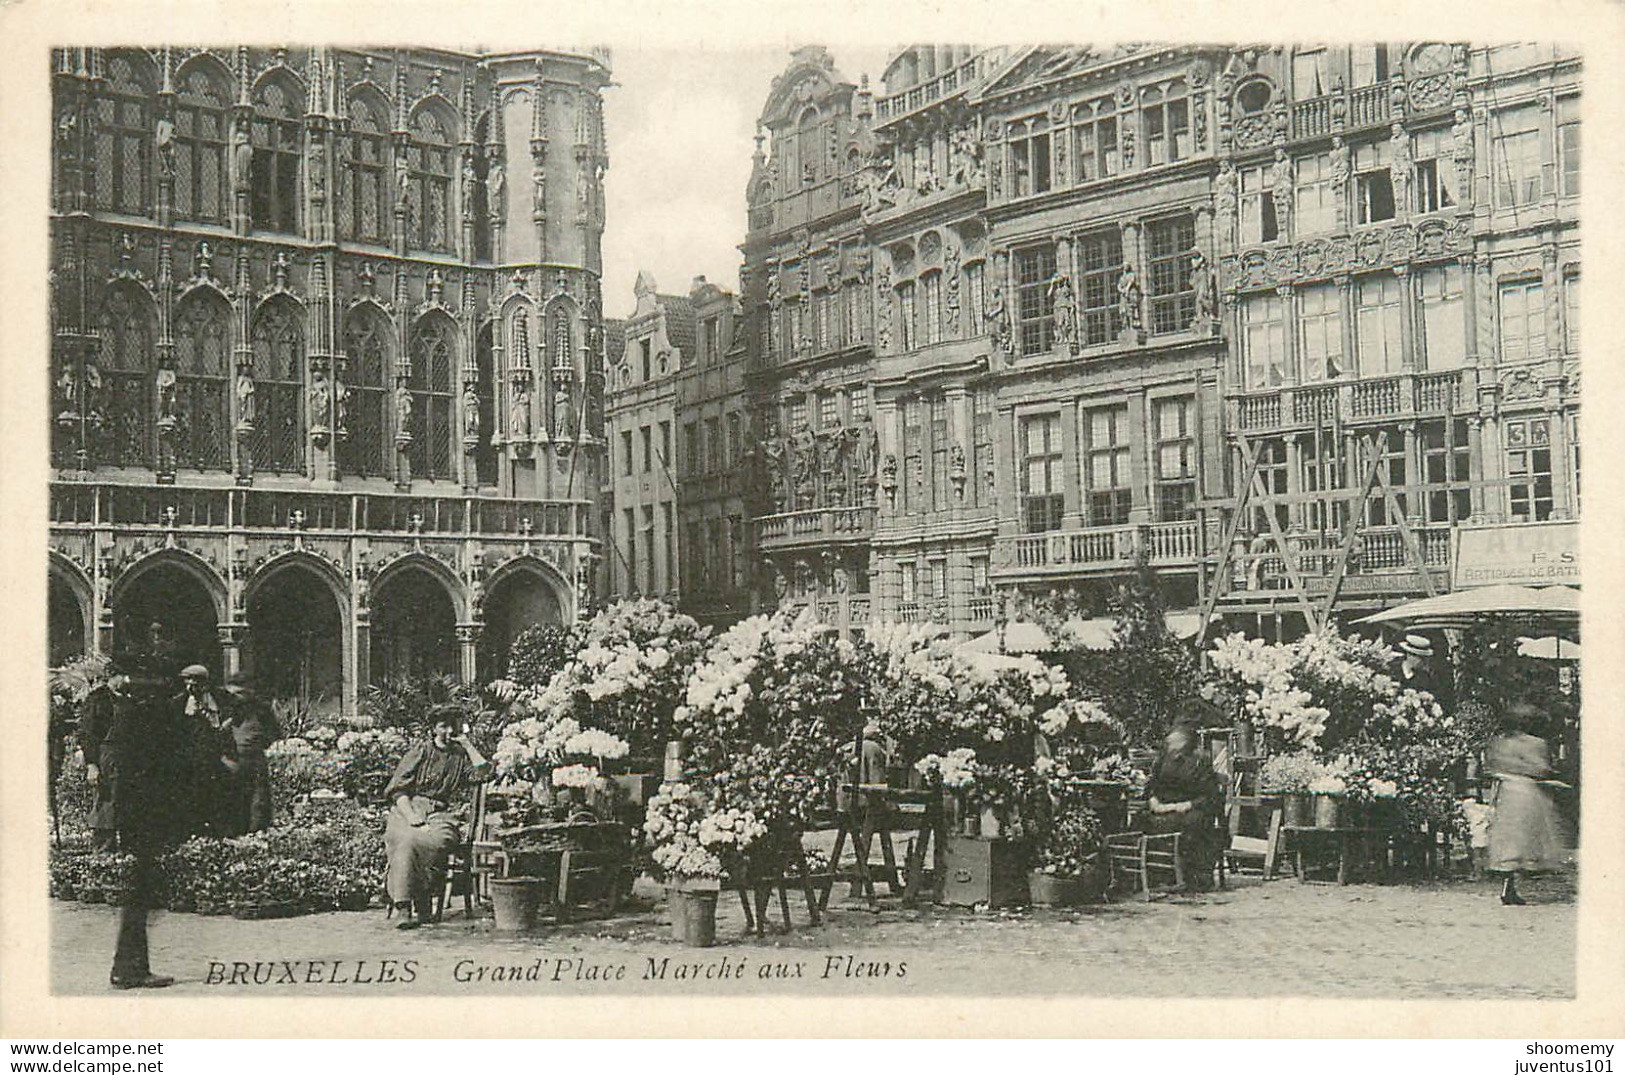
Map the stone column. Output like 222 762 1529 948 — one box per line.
456 623 481 684
1127 389 1152 524
216 623 247 679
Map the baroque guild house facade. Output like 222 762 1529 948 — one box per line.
729 42 1580 641
47 46 614 710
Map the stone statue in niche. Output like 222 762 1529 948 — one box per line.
308 368 330 432
1330 136 1352 199
1049 273 1076 347
880 452 898 497
155 115 175 178
762 435 785 511
850 421 877 481
792 428 817 506
950 444 967 498
272 250 290 290
1215 160 1238 244
944 245 962 332
194 241 213 280
394 385 413 442
1191 251 1219 327
984 286 1013 360
462 385 480 447
950 125 984 187
156 368 178 425
334 379 350 435
308 140 326 199
396 157 413 215
1389 122 1413 215
553 385 575 440
55 363 78 421
487 157 505 207
232 126 252 194
1269 147 1294 233
236 373 256 427
509 383 532 439
1118 263 1143 333
462 156 478 221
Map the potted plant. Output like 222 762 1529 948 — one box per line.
1026 801 1106 908
1308 772 1347 829
644 782 764 947
1260 752 1322 827
915 750 977 836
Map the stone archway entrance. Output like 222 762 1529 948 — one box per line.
371 566 458 684
479 567 564 679
49 569 90 666
247 562 345 718
112 560 222 675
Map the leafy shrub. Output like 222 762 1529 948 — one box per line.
505 624 581 691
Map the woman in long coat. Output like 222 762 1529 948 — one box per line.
1144 718 1224 892
382 705 491 928
1486 701 1567 905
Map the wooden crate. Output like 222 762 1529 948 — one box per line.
940 836 1026 908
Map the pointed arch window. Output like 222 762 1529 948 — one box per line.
171 293 232 469
471 115 493 262
341 307 390 476
93 51 153 215
173 64 231 224
796 107 822 187
339 98 388 242
408 109 454 254
250 76 303 234
549 305 574 370
97 285 156 467
250 300 305 473
408 316 456 481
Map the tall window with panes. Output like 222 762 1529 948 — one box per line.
1076 230 1122 346
818 392 839 431
922 271 943 345
1362 429 1409 526
725 412 740 469
1241 164 1280 244
1008 116 1052 198
249 300 305 473
408 110 455 254
1153 397 1197 522
1141 82 1191 166
896 282 917 351
1291 48 1330 99
341 99 388 242
1147 217 1196 334
929 394 950 511
1016 245 1057 355
1298 283 1343 381
1356 274 1404 375
706 417 722 474
1505 417 1553 522
1418 264 1465 370
171 294 232 470
971 386 994 509
407 317 456 481
1354 142 1395 224
1298 429 1345 533
1558 97 1579 197
814 290 832 351
1493 106 1544 208
1498 279 1546 363
1083 405 1131 525
342 307 390 477
250 78 302 234
964 261 986 332
1422 418 1472 524
1351 45 1390 87
1020 413 1065 532
1072 97 1119 183
1294 154 1337 236
1242 292 1286 388
622 509 637 594
1414 129 1457 213
94 54 151 215
173 65 231 225
1252 437 1290 533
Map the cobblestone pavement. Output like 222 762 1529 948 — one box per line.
51 871 1575 999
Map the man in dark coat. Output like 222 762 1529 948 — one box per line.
177 664 240 837
221 671 281 833
1144 718 1224 892
1396 633 1453 712
76 683 120 851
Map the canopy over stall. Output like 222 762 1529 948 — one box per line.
960 612 1204 654
1354 584 1579 631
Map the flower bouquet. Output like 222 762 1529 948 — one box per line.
1026 800 1107 907
644 781 766 946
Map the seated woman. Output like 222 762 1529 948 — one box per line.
1143 705 1224 892
382 704 492 929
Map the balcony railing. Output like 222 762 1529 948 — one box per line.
1233 370 1469 433
1348 83 1390 129
48 481 589 538
755 505 876 545
1004 520 1202 573
1225 523 1454 595
875 53 989 122
968 595 995 623
1287 84 1391 142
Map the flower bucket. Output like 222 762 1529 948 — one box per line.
1283 792 1314 828
979 807 1003 839
489 877 544 932
1027 871 1084 908
1233 718 1256 758
680 890 719 948
1313 793 1342 830
663 740 685 782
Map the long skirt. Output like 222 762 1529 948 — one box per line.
1487 776 1565 873
1146 808 1218 890
383 795 464 904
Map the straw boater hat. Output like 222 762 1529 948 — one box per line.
1398 634 1434 659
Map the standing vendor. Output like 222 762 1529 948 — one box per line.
222 671 281 833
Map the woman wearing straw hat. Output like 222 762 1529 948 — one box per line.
1485 700 1567 904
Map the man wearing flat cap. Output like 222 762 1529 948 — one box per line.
222 671 281 833
177 664 240 837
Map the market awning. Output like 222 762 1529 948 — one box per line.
1355 584 1579 629
960 612 1204 654
1517 635 1582 660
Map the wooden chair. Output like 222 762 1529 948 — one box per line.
433 783 487 922
1222 799 1284 881
1105 831 1184 900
